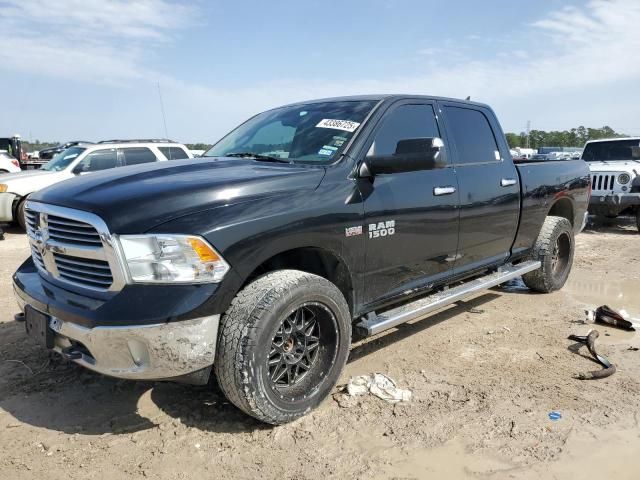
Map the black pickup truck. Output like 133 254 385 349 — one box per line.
13 95 590 424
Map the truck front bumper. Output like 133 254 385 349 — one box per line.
589 193 640 208
0 192 17 222
13 258 222 383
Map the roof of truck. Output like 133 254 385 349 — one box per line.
585 137 640 144
279 94 491 109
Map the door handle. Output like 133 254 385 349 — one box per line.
500 178 517 187
433 186 456 196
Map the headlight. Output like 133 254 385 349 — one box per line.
118 234 230 283
0 184 7 193
618 173 631 185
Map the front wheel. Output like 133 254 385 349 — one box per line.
214 270 351 424
16 198 27 230
522 216 575 293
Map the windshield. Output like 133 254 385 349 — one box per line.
41 147 86 171
582 140 640 162
204 100 378 164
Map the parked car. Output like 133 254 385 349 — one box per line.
0 150 21 173
13 95 590 424
37 141 94 160
0 140 192 228
582 137 640 230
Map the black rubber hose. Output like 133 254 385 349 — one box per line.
568 330 617 380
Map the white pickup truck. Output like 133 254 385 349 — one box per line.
0 140 192 229
583 137 640 231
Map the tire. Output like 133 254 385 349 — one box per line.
16 198 27 230
214 269 351 424
636 209 640 233
522 216 574 293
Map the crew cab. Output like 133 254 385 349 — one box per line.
13 95 590 424
0 140 192 229
582 137 640 231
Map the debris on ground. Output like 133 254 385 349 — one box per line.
585 305 638 331
568 330 617 380
341 373 412 404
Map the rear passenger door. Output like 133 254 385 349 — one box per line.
439 103 520 274
119 147 159 166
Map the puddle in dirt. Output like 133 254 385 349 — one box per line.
564 270 640 313
564 269 638 346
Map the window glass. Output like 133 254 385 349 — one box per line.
76 149 118 172
41 147 86 171
444 107 500 164
368 104 441 157
158 146 189 160
204 100 377 164
582 140 640 162
121 147 157 166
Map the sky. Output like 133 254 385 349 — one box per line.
1 0 639 143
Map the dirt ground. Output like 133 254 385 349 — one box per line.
1 218 639 480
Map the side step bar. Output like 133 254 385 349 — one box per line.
355 260 541 337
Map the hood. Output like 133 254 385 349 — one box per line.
31 158 326 232
0 169 63 188
587 160 640 173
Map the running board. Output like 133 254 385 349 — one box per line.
355 260 541 337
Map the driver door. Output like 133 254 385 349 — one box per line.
360 101 460 305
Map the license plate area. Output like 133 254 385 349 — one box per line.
24 305 55 349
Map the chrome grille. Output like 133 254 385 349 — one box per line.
54 253 113 289
47 215 102 246
25 202 124 293
591 173 615 191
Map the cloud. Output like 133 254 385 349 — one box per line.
0 0 194 82
1 0 639 139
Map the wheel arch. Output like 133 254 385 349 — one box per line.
547 196 575 226
238 246 355 317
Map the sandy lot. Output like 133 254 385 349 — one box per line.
0 219 639 479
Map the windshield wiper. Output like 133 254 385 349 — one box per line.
225 152 292 163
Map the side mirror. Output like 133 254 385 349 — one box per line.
72 165 84 175
360 137 445 176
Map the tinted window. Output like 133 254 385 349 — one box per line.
444 107 500 164
76 149 118 172
368 104 441 157
158 146 189 160
205 100 377 164
121 147 157 166
582 140 640 162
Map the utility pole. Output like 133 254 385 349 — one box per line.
526 120 531 149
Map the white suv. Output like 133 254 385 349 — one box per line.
0 140 192 229
583 137 640 231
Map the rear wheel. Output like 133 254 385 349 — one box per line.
522 216 574 293
214 270 351 424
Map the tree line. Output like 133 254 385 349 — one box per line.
19 126 627 153
505 126 625 149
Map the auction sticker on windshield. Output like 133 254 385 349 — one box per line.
316 119 361 132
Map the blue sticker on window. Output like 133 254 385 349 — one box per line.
322 145 338 151
318 149 334 156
